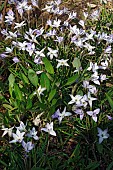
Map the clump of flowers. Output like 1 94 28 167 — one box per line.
0 0 113 169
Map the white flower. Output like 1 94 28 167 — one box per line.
54 36 64 43
56 59 69 68
90 10 100 21
9 129 25 143
41 122 56 136
14 21 26 29
68 94 83 105
97 127 109 144
1 126 14 137
100 74 107 82
31 0 39 7
33 112 44 126
16 121 26 132
106 115 112 120
1 29 8 36
83 12 88 20
5 9 15 24
79 20 85 28
52 18 61 28
27 127 39 140
84 43 95 52
36 71 43 75
37 85 46 96
12 57 20 63
83 81 97 94
16 0 28 17
35 48 45 58
47 47 58 60
104 46 112 54
42 5 54 12
26 43 35 56
34 57 43 65
34 27 44 37
80 94 88 108
63 21 69 27
88 85 97 94
55 0 61 6
83 81 90 89
52 107 72 124
0 13 3 22
5 47 13 53
87 3 97 8
91 72 100 85
99 60 108 70
71 38 83 47
22 141 34 153
5 31 17 40
46 29 56 37
74 109 84 120
69 25 78 34
87 92 97 108
47 19 52 26
87 62 98 72
25 5 32 11
100 0 107 4
68 11 77 20
17 41 27 51
87 108 100 122
17 0 28 9
24 28 38 43
85 31 95 41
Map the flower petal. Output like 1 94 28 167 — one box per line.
49 130 56 136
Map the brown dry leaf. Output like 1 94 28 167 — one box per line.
106 83 113 87
87 3 97 8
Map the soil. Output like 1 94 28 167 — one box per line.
0 0 113 29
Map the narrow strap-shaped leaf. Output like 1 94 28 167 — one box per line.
105 93 113 110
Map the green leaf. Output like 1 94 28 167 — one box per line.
65 74 79 86
85 161 100 170
105 93 113 110
3 104 13 110
14 83 22 100
20 72 29 85
72 58 81 70
40 73 50 92
0 94 8 103
0 2 5 12
49 106 56 115
48 89 56 102
19 64 28 75
34 102 46 109
28 69 38 87
42 57 54 74
106 161 113 170
77 90 83 96
46 73 54 81
8 73 15 87
0 159 8 167
96 143 103 154
51 99 57 106
26 97 32 109
70 144 80 158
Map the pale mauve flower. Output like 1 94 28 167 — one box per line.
97 127 109 144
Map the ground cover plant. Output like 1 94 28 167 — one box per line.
0 0 113 169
